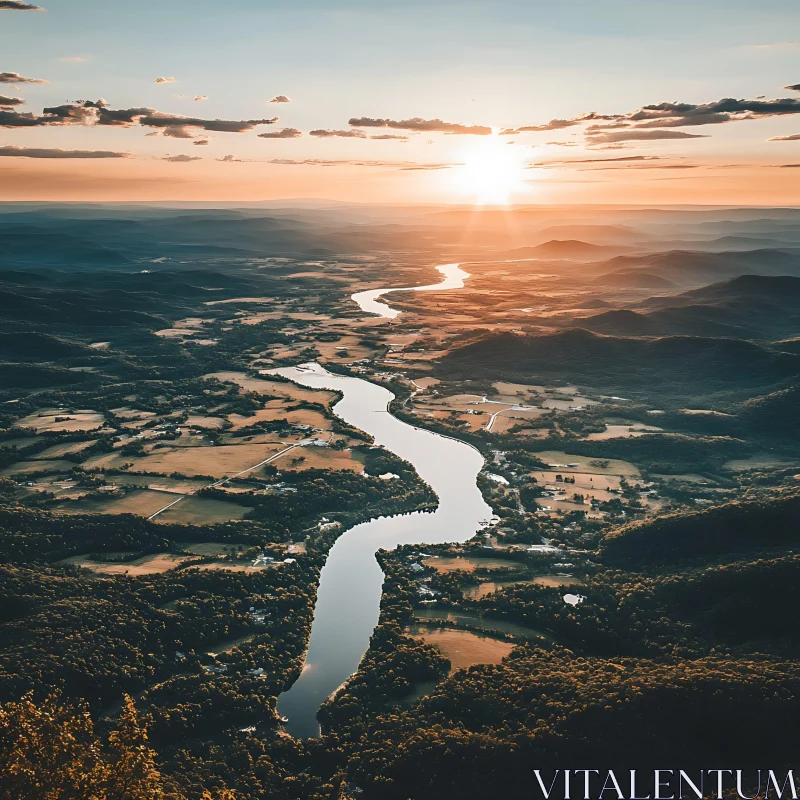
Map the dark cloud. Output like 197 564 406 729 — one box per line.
617 97 800 129
0 95 24 107
161 154 201 162
785 84 800 92
0 145 129 158
501 119 577 134
0 71 46 84
40 102 98 124
0 98 279 138
500 114 618 135
310 128 367 138
0 1 44 9
194 95 208 102
506 91 800 145
370 134 409 140
779 163 800 167
586 129 709 144
0 109 46 127
218 154 244 162
269 95 291 103
95 106 157 126
258 127 302 139
193 138 210 146
348 116 491 135
154 77 176 84
139 113 278 133
771 133 800 141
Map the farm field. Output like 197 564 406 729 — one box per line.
407 624 514 671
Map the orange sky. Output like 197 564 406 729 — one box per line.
3 0 800 204
4 157 800 206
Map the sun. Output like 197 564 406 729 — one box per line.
453 137 527 204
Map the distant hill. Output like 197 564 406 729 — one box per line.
0 332 94 362
576 275 800 340
592 270 675 289
437 328 800 402
645 274 800 306
531 224 649 243
0 362 95 390
500 240 632 260
739 386 800 439
602 493 800 566
0 267 269 330
0 231 132 269
0 289 166 328
591 249 800 289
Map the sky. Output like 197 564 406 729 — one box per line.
2 0 800 204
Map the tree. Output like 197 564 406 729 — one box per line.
105 695 168 800
0 692 240 800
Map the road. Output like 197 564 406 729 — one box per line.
146 440 311 521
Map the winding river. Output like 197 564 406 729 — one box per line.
272 264 491 738
350 262 469 318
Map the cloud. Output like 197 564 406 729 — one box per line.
399 164 451 170
162 125 196 138
0 71 46 84
770 133 800 141
0 1 44 9
348 116 492 135
0 145 129 158
501 119 578 134
193 95 208 102
139 112 278 133
0 95 24 107
258 127 302 139
155 76 176 84
500 114 617 135
0 98 280 138
0 109 48 126
310 128 367 138
786 84 800 92
59 56 86 63
505 91 800 147
779 163 800 168
40 102 100 124
586 128 709 144
615 97 800 128
267 157 458 169
546 141 578 147
537 155 665 167
581 162 699 171
193 138 210 145
370 134 409 140
160 154 200 162
269 95 291 103
218 154 244 162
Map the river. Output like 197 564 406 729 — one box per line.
271 282 491 736
350 262 469 318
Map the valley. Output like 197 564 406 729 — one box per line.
1 202 799 799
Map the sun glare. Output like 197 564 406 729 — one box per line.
453 137 527 204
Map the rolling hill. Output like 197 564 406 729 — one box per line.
576 275 800 339
437 328 800 403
